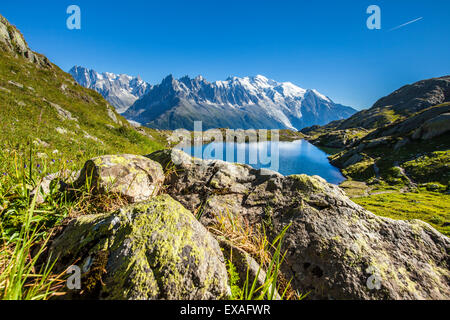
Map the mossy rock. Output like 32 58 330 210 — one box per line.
287 174 326 193
50 194 231 300
342 160 376 181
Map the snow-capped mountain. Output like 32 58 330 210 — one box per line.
69 66 150 113
123 74 357 130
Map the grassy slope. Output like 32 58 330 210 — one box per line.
339 133 450 185
0 50 167 161
353 190 450 236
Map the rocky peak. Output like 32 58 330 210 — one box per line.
161 74 176 85
0 14 51 68
124 74 357 130
373 76 450 115
334 75 450 131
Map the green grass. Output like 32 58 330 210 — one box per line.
375 107 403 126
402 151 450 186
0 191 65 300
0 147 71 299
325 102 450 190
342 159 376 181
0 140 167 299
318 146 343 155
334 133 450 190
353 190 450 236
339 180 369 197
226 224 295 300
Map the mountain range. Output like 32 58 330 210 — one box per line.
69 66 150 113
70 67 357 131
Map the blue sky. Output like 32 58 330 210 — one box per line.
1 0 449 110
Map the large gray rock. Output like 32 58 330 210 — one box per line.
50 194 230 300
75 154 165 203
147 149 450 300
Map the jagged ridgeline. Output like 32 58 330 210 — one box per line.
70 70 358 131
0 14 167 161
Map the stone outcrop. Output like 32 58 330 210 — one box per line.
51 194 230 300
146 149 450 300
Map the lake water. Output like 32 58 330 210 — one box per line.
180 139 345 185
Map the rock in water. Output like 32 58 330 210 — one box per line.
147 149 450 300
74 154 165 203
50 195 230 300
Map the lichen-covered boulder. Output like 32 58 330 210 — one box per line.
50 195 230 300
75 154 164 203
147 149 450 300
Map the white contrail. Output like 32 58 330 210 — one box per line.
389 17 423 31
